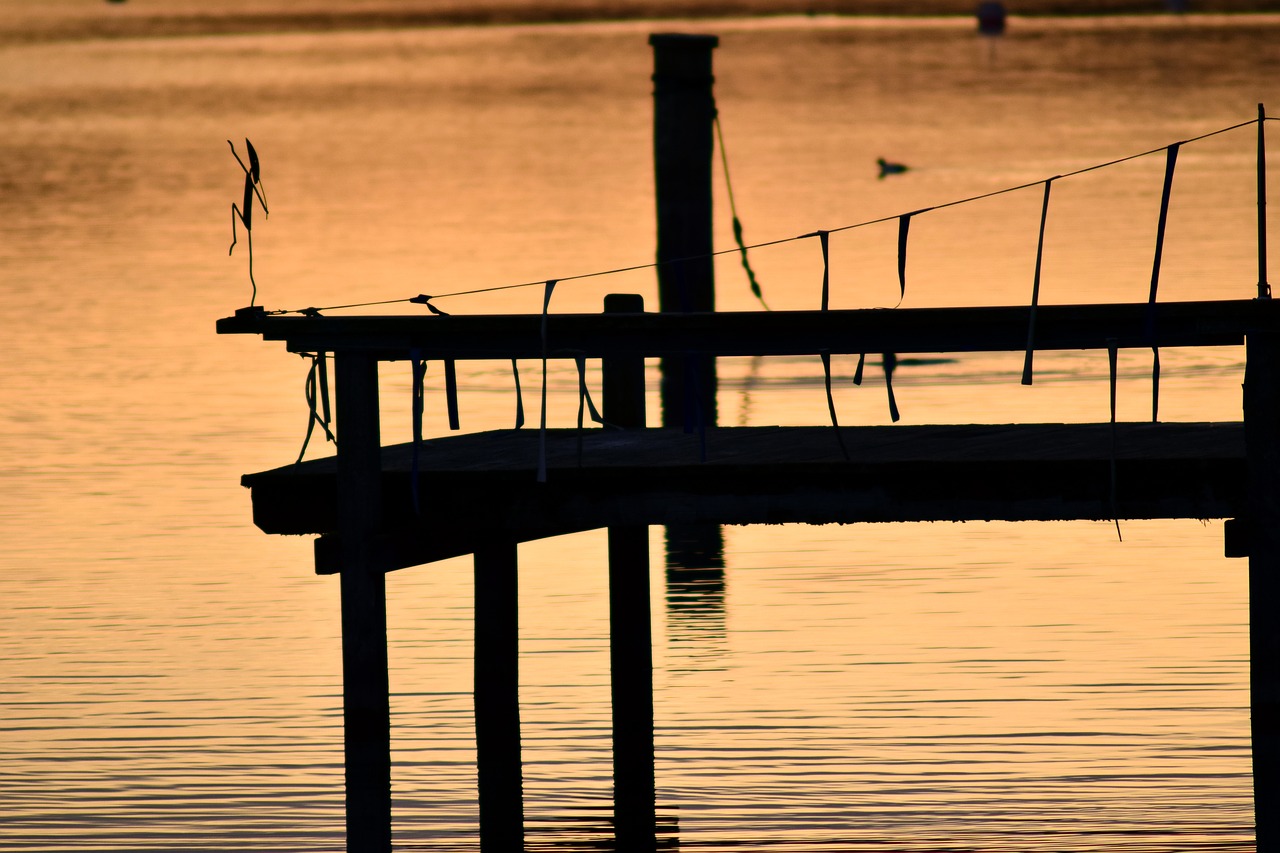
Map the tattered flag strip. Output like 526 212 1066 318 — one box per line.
444 359 460 431
409 294 449 315
1108 341 1122 542
1022 178 1056 386
817 230 831 311
511 359 525 429
1148 143 1181 310
896 213 913 305
1146 143 1180 422
1151 347 1161 423
821 351 850 461
853 352 866 386
296 353 336 467
811 231 849 459
537 280 557 483
410 353 427 514
573 355 607 466
883 352 901 423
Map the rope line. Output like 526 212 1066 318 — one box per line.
714 110 769 310
260 116 1260 317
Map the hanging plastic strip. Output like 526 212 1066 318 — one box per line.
1146 142 1181 422
295 353 336 467
1022 178 1056 385
883 352 901 423
444 359 460 431
896 213 913 305
812 231 849 459
511 359 525 429
821 351 850 461
538 280 557 483
573 354 607 466
410 352 426 514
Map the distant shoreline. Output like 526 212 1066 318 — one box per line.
5 0 1280 46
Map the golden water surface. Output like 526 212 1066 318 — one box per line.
0 4 1275 850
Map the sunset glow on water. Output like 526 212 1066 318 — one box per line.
0 3 1276 849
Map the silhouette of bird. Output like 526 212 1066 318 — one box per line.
877 157 909 179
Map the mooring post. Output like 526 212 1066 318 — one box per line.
1245 331 1280 852
650 32 718 428
650 31 725 573
473 541 524 852
333 352 392 853
602 293 657 851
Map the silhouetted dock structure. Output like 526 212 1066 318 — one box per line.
220 296 1280 852
216 29 1279 853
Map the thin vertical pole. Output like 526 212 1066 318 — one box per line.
334 353 391 853
474 541 524 852
1244 331 1280 852
602 294 656 852
1259 103 1270 299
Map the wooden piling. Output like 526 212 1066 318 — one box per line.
473 541 524 852
603 294 657 851
1245 331 1280 852
650 32 718 429
333 353 392 853
650 33 725 572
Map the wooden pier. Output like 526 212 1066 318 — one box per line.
216 30 1279 853
218 296 1280 852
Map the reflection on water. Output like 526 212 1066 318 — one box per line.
0 7 1274 851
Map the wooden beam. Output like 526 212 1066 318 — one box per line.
217 299 1272 361
332 353 391 853
1245 331 1280 852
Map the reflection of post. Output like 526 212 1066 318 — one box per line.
473 542 523 852
650 32 725 572
602 294 656 851
334 353 392 853
1244 331 1280 853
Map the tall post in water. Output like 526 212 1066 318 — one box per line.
602 293 657 851
473 542 524 851
650 32 725 571
333 353 392 853
1245 330 1280 852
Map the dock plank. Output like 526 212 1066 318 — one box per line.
241 423 1245 571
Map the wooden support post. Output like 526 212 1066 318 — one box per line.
474 541 524 852
603 294 657 852
650 32 725 573
1245 331 1280 852
650 32 719 429
334 353 391 853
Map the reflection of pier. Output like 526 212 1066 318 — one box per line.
220 296 1280 852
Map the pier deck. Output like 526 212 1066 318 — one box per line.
243 422 1246 572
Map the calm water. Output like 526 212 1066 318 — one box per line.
1 6 1277 851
